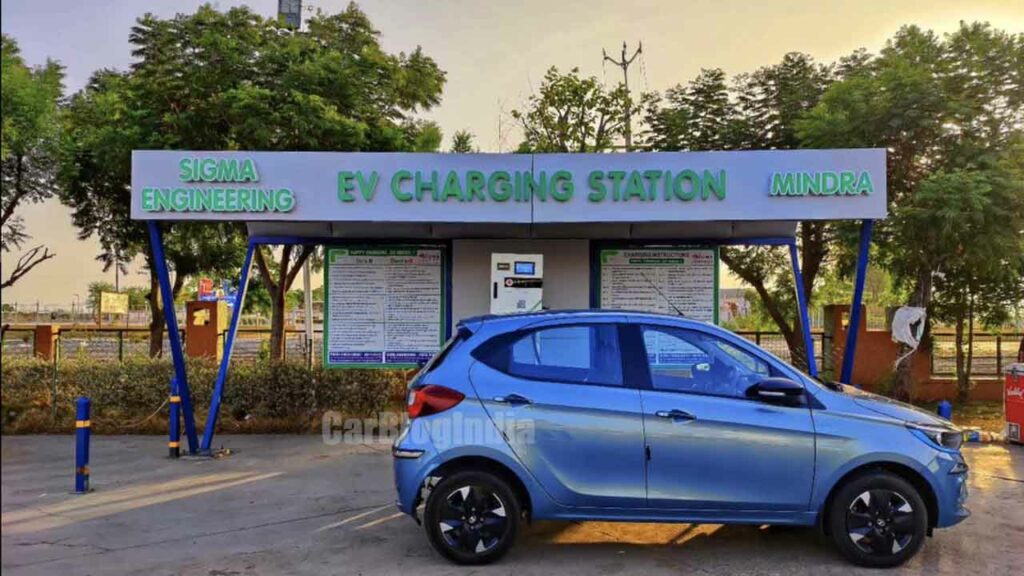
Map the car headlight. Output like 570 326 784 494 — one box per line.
907 422 963 451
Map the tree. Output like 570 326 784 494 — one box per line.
643 53 839 371
253 246 317 358
86 280 116 314
60 69 247 355
450 129 476 153
905 155 1024 400
797 23 1024 397
1 35 62 289
512 67 646 152
645 68 742 152
405 120 444 152
125 286 148 311
60 3 446 359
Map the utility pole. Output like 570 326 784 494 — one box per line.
603 41 642 152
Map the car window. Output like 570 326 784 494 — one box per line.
642 326 771 398
482 324 623 387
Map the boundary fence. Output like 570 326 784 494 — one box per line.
1 325 1019 378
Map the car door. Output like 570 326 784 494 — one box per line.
469 320 647 508
633 323 816 511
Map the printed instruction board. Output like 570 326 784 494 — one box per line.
596 247 719 324
324 246 446 368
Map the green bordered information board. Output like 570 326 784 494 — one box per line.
597 247 719 324
324 246 446 368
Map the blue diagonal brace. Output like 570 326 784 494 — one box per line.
147 221 199 454
200 241 256 452
841 219 874 384
789 241 818 377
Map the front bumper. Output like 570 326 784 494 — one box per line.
933 451 970 528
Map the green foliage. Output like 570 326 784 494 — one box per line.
796 22 1024 395
124 286 149 311
721 288 779 332
86 280 116 313
645 68 742 152
643 53 841 368
245 278 273 315
1 34 63 288
512 67 648 152
644 26 1023 375
449 129 476 153
59 3 446 356
404 120 444 152
244 283 305 316
1 356 407 433
894 165 1024 398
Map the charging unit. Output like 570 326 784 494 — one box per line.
490 253 543 315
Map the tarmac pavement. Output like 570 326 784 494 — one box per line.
2 435 1022 575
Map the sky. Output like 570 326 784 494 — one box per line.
2 0 1022 307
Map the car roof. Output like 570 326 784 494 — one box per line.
458 309 712 331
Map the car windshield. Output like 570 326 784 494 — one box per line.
736 337 840 392
796 370 844 392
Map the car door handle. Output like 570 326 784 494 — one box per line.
493 394 532 405
655 409 696 421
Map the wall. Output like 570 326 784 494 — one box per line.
451 239 590 324
823 304 1003 402
824 304 931 394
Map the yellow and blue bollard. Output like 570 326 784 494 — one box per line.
169 377 181 459
75 397 91 493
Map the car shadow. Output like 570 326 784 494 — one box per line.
503 520 846 570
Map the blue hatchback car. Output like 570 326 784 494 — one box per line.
392 310 969 567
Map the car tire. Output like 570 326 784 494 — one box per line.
828 471 928 568
423 470 520 565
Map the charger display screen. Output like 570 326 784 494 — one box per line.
514 261 535 275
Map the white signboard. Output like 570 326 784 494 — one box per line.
324 246 445 368
131 149 887 223
597 247 718 323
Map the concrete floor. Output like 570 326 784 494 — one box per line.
2 435 1022 576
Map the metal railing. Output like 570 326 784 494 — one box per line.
0 324 322 364
734 330 826 368
2 325 1019 377
929 333 1022 377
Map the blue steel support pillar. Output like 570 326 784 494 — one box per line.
841 219 874 384
201 242 256 452
147 221 199 454
789 242 818 377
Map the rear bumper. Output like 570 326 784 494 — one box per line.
393 452 432 516
392 424 438 516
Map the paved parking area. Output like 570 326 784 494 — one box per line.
2 435 1022 575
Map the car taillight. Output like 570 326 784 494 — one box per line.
407 385 464 419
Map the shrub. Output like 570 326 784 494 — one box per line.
0 356 408 433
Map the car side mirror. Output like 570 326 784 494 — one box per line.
746 377 805 405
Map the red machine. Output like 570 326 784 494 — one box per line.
1006 362 1024 444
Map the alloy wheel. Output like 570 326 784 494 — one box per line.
437 484 509 555
845 489 916 556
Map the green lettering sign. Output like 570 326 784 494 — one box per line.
770 171 872 197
